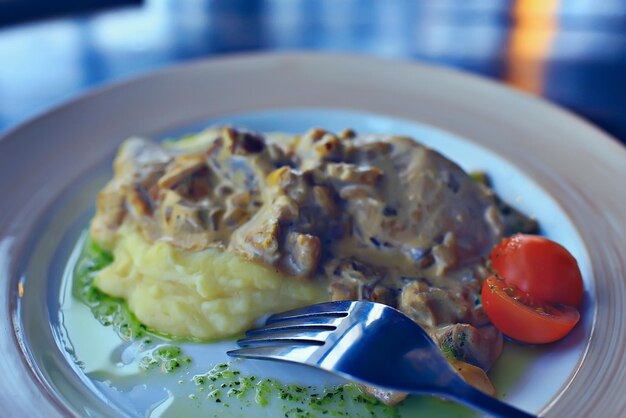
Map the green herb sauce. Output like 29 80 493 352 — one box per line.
189 363 400 418
73 237 148 340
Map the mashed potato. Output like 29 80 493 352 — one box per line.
95 224 325 339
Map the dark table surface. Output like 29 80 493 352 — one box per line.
1 0 625 144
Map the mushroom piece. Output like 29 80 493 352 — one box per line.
329 280 359 301
127 185 153 217
449 359 496 396
433 324 503 371
90 180 128 249
324 163 383 187
399 281 474 329
361 386 408 406
223 127 266 155
282 232 322 278
157 155 207 190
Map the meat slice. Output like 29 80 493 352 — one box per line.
347 135 504 274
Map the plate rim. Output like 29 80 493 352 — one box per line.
1 52 624 417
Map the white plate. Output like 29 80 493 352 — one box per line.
1 53 625 417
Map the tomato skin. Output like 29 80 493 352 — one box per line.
481 276 580 344
490 234 583 307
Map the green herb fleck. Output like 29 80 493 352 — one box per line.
139 345 191 373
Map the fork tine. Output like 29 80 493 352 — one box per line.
237 329 331 347
266 301 353 324
227 344 322 364
246 315 340 336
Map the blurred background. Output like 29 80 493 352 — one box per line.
0 0 625 142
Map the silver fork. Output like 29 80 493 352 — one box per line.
227 300 537 418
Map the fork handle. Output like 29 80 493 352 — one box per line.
437 379 537 418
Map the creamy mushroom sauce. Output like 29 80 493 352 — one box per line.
91 126 537 402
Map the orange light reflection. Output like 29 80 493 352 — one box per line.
506 0 558 95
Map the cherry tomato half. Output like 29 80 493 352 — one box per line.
481 276 580 344
490 234 583 307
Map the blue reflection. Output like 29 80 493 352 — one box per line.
318 303 386 370
0 0 624 140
